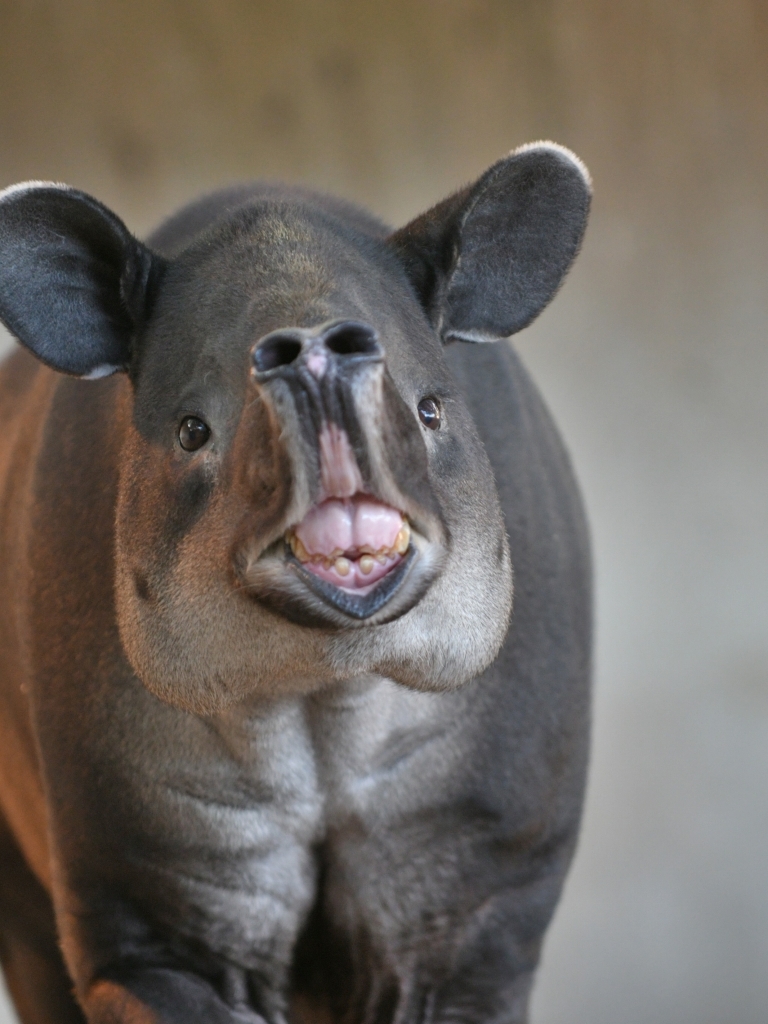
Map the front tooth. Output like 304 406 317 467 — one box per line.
334 557 351 577
359 555 375 575
395 522 410 554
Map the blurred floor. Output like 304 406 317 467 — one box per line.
1 2 767 1021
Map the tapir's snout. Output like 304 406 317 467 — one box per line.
241 318 446 627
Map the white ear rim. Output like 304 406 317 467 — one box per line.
510 141 593 193
81 363 121 380
0 180 73 205
444 328 502 344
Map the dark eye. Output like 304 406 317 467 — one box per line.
417 397 441 430
179 416 210 451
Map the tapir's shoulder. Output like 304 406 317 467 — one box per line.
147 182 389 258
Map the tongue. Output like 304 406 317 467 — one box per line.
294 496 403 557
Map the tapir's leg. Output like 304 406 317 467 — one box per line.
0 826 278 1024
310 649 589 1021
49 884 292 1024
0 816 85 1024
28 679 323 1024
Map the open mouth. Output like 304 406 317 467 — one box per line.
239 492 443 627
283 495 416 619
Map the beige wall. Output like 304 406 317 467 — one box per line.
1 3 767 1021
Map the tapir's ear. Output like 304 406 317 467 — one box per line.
389 142 591 342
0 182 163 377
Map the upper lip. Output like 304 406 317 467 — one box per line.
283 539 418 620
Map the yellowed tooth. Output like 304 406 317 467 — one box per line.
288 532 311 563
334 557 351 577
359 555 375 575
395 522 410 554
375 550 388 564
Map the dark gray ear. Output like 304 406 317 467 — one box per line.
390 142 591 342
0 182 163 377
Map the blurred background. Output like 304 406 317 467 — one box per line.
1 1 767 1021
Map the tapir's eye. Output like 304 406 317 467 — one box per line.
179 416 210 451
417 397 441 430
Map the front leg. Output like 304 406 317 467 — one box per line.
307 669 588 1024
313 808 562 1023
58 892 295 1024
34 680 324 1024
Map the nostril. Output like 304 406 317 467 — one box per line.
323 322 381 358
252 333 303 374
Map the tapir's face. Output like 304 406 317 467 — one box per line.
114 206 513 712
0 144 590 713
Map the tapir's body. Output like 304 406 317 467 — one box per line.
0 150 591 1023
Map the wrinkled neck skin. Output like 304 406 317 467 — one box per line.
113 212 512 716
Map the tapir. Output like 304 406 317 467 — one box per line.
0 142 591 1024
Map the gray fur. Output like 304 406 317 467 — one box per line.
0 143 591 1023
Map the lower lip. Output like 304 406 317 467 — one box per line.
295 550 404 593
285 543 417 620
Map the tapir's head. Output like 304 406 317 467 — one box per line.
0 144 590 714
